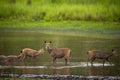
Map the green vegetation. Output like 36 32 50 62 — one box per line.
0 0 120 38
0 0 120 22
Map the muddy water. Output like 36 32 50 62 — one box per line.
0 30 120 77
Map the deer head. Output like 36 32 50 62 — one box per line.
44 41 52 50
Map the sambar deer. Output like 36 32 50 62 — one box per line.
0 55 7 64
20 48 45 63
87 49 117 66
44 41 71 65
0 55 22 65
6 55 22 65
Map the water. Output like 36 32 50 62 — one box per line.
0 30 120 78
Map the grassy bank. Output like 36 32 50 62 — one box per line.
0 0 120 22
0 20 120 39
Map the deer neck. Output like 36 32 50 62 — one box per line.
47 47 52 54
18 53 25 60
38 50 42 54
108 52 114 57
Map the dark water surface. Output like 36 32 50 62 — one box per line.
0 30 120 78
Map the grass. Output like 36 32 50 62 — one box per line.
0 0 120 22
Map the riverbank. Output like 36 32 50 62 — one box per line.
0 20 120 39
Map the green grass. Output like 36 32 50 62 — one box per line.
0 0 120 22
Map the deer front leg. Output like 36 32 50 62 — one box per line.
106 58 111 65
103 59 106 67
32 56 36 66
87 58 90 66
65 58 68 65
23 56 27 66
90 57 95 66
53 57 56 65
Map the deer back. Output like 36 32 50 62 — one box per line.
50 48 70 58
22 48 38 56
88 50 114 59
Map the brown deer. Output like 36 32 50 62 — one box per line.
20 48 45 63
44 41 71 65
87 49 117 66
0 54 23 65
6 55 22 65
0 55 7 64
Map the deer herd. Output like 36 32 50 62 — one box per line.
0 41 118 66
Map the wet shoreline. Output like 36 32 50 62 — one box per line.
0 74 120 80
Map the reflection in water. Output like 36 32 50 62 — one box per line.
87 66 114 76
87 66 105 76
51 66 70 75
0 62 116 77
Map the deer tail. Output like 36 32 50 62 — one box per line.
20 50 23 53
86 51 89 54
69 50 71 59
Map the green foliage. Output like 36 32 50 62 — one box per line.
0 0 120 22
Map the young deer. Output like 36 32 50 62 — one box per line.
44 41 71 65
87 49 117 66
20 48 45 62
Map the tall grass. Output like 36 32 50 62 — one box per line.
0 0 120 22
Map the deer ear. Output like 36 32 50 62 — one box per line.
44 41 46 43
50 41 52 43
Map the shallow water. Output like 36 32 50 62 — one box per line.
0 62 114 69
0 30 120 77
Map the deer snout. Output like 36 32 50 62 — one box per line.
45 45 50 50
112 49 118 56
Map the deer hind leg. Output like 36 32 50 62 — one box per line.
64 55 70 65
103 59 106 67
65 58 68 65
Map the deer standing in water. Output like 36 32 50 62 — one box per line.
87 49 117 66
44 41 71 65
0 55 7 64
20 48 45 64
0 54 23 65
6 55 22 65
